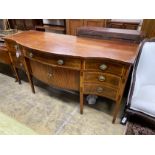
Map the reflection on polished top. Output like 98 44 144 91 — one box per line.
5 30 139 64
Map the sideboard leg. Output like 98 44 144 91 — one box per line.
23 58 35 94
11 64 21 84
80 92 83 114
112 101 121 124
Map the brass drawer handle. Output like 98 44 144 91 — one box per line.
47 73 53 78
97 87 103 93
29 52 33 58
98 75 105 82
57 59 64 65
99 64 107 71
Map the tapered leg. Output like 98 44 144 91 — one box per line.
112 101 121 124
23 58 35 94
11 64 21 84
80 92 84 114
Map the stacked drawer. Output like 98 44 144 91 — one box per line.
83 59 124 100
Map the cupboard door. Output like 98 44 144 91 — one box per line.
66 20 84 35
84 20 106 27
30 60 50 84
48 67 80 91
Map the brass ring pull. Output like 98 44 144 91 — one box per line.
98 75 105 82
29 52 33 58
99 64 107 71
57 59 64 65
97 87 103 93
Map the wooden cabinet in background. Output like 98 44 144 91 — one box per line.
9 19 43 30
83 19 106 27
141 19 155 38
66 20 84 35
66 19 106 35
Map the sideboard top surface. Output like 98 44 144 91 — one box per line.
4 30 139 64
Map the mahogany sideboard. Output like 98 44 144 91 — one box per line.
4 31 139 123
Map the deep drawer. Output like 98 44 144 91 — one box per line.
83 72 121 88
83 83 117 100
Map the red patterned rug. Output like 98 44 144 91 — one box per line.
125 122 155 135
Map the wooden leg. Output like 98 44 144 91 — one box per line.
80 91 84 114
23 58 35 94
11 64 21 84
112 100 121 124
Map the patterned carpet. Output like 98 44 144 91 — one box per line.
0 73 125 134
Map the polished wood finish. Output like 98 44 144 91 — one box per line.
9 19 43 30
83 20 106 27
83 72 121 88
0 45 10 64
141 19 155 38
66 19 106 35
4 31 139 123
77 27 144 43
5 31 138 64
107 19 142 30
0 43 20 83
83 83 117 100
66 20 84 35
30 60 80 91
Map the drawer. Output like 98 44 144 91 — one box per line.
83 72 121 88
83 84 117 100
84 59 124 76
24 48 81 70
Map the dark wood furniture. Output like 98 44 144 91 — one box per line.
107 19 142 30
0 42 20 83
77 27 144 43
141 19 155 38
8 19 43 30
4 31 139 123
66 20 106 35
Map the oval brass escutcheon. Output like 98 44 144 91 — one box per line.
29 52 33 58
57 59 64 65
99 64 107 71
98 75 105 82
97 87 103 93
47 73 53 78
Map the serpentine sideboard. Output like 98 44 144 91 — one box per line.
4 30 139 123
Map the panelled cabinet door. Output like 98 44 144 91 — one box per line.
66 20 84 35
84 20 106 27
